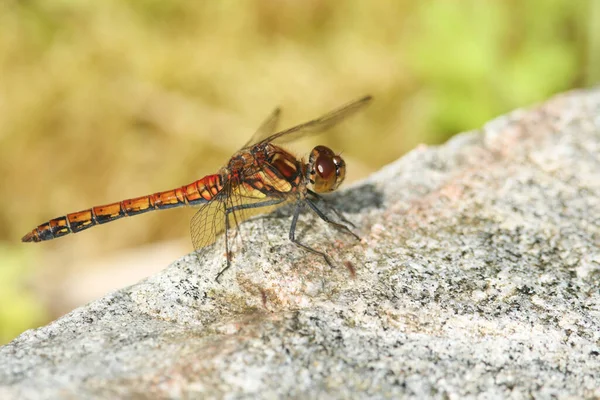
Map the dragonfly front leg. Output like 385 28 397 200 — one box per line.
215 198 286 282
305 198 360 241
289 202 334 267
307 189 357 229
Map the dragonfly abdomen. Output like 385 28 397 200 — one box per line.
21 174 224 243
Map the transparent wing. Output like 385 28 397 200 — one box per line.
190 197 227 251
225 183 292 235
244 95 372 149
242 107 281 148
189 180 292 251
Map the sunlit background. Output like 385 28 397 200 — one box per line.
0 0 597 344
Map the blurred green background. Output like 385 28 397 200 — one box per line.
0 0 597 344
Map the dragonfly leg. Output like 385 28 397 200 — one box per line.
215 198 286 282
226 198 286 214
226 197 287 247
305 198 360 241
215 207 232 283
307 189 356 228
289 202 334 267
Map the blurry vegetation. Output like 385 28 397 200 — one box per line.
0 0 596 343
0 244 45 344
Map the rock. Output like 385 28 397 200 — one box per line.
1 89 600 399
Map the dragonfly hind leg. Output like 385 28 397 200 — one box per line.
215 197 287 282
215 207 233 283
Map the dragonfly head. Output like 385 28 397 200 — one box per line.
308 145 346 193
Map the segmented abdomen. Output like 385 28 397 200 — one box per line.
21 175 223 243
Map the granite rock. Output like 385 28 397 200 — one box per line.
1 89 600 399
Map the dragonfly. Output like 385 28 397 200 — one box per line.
22 95 372 280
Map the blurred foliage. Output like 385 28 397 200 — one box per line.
0 0 596 344
0 243 45 344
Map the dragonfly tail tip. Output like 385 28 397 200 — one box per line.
21 230 38 243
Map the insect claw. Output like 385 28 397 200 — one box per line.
215 263 229 283
349 231 361 241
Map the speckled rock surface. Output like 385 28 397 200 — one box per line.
1 89 600 399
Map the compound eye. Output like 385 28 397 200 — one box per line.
316 154 336 179
309 145 346 193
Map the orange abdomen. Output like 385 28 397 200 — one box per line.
21 175 223 243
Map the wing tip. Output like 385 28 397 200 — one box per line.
360 94 374 104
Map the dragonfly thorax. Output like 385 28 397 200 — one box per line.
307 145 346 193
